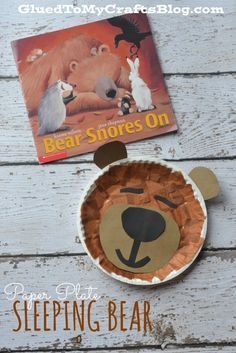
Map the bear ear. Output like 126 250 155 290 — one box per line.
94 141 127 169
69 60 79 72
189 167 220 201
98 44 110 55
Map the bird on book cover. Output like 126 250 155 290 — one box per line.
107 16 152 58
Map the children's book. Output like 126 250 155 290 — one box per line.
12 13 177 163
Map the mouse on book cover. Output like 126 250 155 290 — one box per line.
117 93 134 116
38 80 76 136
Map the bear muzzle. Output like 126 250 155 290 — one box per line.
99 204 181 273
95 76 118 101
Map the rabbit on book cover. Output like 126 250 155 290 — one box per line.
127 57 155 113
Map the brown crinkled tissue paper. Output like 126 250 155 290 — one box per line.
81 162 205 283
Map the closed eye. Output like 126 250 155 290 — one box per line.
119 189 177 208
154 195 177 209
120 187 144 194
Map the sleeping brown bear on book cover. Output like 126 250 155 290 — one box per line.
12 13 177 163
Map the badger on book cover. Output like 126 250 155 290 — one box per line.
12 13 177 163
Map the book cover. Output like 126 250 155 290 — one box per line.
11 13 177 163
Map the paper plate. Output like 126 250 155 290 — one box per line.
77 158 207 285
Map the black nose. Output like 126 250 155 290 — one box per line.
122 207 166 242
115 207 166 269
106 89 116 98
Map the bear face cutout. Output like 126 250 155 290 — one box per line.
78 141 219 285
80 160 207 284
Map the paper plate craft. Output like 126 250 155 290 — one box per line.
78 141 220 285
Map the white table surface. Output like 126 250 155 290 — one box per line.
0 0 235 351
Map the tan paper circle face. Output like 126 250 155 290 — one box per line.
99 204 181 273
